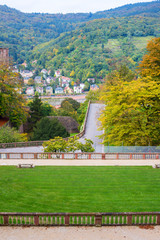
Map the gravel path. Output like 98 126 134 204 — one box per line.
1 226 160 240
0 159 159 166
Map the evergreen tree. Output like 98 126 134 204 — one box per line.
28 93 43 132
31 117 69 141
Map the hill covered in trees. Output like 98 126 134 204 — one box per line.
31 15 160 82
0 1 160 64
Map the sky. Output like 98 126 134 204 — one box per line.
0 0 154 14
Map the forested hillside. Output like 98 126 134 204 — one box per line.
31 16 160 81
0 1 160 64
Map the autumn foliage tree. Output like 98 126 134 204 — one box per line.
138 37 160 80
0 64 28 128
99 48 160 146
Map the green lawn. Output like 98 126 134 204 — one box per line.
0 166 160 213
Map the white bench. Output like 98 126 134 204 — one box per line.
155 164 160 168
18 164 34 168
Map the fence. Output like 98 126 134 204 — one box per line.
0 101 91 149
0 152 160 160
0 212 160 226
104 146 160 153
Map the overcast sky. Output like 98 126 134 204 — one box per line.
0 0 153 14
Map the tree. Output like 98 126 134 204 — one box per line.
43 136 67 152
0 64 28 128
85 90 100 102
43 136 95 152
28 93 43 131
76 139 95 152
99 58 160 146
41 102 53 117
31 117 69 141
70 70 75 77
61 98 80 111
138 37 160 80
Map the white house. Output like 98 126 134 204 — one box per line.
55 70 61 77
80 83 85 89
59 76 71 87
41 69 48 75
46 86 53 95
55 87 63 94
73 86 82 94
20 70 33 78
26 87 34 95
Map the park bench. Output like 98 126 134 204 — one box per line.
17 164 34 168
155 164 160 168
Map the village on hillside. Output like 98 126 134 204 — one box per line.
12 61 100 96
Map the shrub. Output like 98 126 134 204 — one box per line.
0 126 27 143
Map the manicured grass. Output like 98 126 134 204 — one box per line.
0 166 160 213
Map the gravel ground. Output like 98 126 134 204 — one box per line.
0 159 160 166
0 226 160 240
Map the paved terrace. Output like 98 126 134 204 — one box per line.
1 226 160 240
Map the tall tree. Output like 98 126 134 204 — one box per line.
28 93 43 131
99 59 160 146
0 64 27 128
138 37 160 81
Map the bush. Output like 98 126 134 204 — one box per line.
43 136 95 152
0 126 27 143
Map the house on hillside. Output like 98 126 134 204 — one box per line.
80 83 85 90
55 87 63 94
46 86 53 95
59 76 71 87
41 69 48 75
64 86 73 94
20 70 33 78
90 84 99 91
21 62 27 68
87 78 95 83
73 86 82 94
55 70 61 77
26 87 34 95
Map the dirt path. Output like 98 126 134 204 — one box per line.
0 159 160 166
1 226 160 240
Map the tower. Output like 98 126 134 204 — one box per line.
0 48 9 65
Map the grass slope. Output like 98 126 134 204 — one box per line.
0 166 160 213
